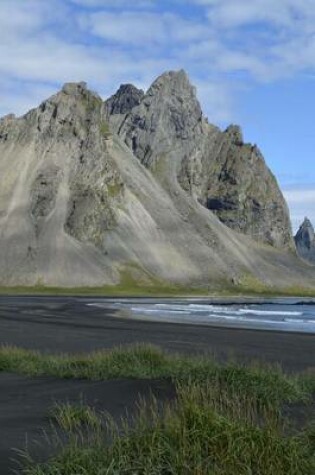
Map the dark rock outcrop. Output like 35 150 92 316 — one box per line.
295 218 315 264
199 130 293 248
105 84 144 116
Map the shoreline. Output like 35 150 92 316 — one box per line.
1 293 315 304
0 296 314 371
0 295 314 473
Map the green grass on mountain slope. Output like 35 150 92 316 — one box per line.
0 283 313 297
0 262 313 297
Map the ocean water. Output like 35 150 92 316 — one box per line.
88 298 315 333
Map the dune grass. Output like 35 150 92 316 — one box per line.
24 378 315 474
50 401 102 432
0 344 313 406
1 344 313 474
0 345 315 475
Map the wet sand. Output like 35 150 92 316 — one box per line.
0 296 314 473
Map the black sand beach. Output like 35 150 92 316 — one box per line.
0 296 314 474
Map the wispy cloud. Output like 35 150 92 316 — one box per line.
0 0 314 228
283 184 315 232
71 0 157 8
0 0 315 124
196 0 315 29
81 11 209 46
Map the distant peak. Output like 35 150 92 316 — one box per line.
105 83 144 115
296 217 314 236
117 83 143 94
295 217 314 242
295 217 315 260
302 217 313 228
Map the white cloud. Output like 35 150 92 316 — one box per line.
196 0 315 29
0 0 315 124
283 185 315 232
189 0 315 80
81 11 209 46
0 79 58 117
195 80 234 123
71 0 156 7
284 189 315 205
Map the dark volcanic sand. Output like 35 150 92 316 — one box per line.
0 373 174 474
0 296 314 474
0 296 314 369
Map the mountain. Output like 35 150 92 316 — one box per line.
295 218 315 265
105 70 292 249
0 71 314 291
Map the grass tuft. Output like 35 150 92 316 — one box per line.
2 344 312 474
24 380 315 475
0 344 310 407
50 402 101 432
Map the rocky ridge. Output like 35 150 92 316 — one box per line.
0 70 313 289
105 70 293 249
295 218 315 265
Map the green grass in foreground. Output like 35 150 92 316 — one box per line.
49 401 102 432
24 385 314 475
1 345 314 474
0 344 313 405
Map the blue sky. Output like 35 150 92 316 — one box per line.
1 0 315 231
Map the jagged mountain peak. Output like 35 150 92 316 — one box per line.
105 83 144 116
295 217 315 264
105 70 197 122
50 81 102 104
20 81 104 139
301 217 314 230
105 69 204 168
62 81 88 95
295 217 315 246
0 70 313 289
105 70 292 249
146 69 201 112
224 125 244 146
148 69 192 91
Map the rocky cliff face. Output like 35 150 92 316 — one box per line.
0 70 313 289
106 70 293 249
0 82 124 285
295 218 315 264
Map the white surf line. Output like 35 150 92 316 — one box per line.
156 303 232 313
155 303 304 317
238 309 302 316
131 307 192 315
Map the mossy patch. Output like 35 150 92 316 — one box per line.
99 121 111 139
107 182 123 198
